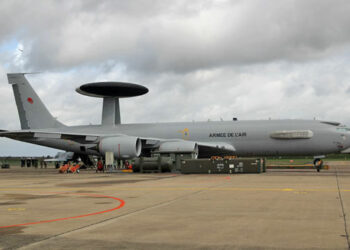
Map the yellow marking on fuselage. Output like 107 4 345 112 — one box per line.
178 128 190 140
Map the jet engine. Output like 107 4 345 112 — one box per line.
158 141 198 158
98 136 142 159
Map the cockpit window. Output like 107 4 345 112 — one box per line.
337 127 350 132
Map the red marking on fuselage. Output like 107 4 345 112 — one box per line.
27 97 33 104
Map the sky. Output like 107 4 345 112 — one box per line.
1 0 350 156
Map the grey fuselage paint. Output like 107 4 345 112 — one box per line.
17 119 350 157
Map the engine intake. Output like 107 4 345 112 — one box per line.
98 136 142 159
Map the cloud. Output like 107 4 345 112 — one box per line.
1 0 350 155
1 0 350 72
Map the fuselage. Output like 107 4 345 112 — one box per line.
19 119 350 157
5 73 349 159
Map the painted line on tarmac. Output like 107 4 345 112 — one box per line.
16 181 227 250
0 193 125 228
1 187 350 192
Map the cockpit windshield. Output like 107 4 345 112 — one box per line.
336 126 350 132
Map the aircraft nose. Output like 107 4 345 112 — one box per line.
341 132 350 149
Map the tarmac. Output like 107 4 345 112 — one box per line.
1 162 350 250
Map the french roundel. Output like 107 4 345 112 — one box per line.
27 97 34 104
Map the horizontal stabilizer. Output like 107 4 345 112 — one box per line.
45 152 74 162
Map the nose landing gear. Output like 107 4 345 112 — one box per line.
314 158 323 172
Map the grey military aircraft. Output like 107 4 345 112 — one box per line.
1 73 350 169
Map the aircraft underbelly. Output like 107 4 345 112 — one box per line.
235 138 338 156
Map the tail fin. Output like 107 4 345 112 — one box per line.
7 73 65 129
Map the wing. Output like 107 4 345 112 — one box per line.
0 130 159 145
0 130 236 158
0 130 101 143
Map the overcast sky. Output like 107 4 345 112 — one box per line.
1 0 350 156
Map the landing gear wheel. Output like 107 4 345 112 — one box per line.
314 159 323 172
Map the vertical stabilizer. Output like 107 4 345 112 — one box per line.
7 73 65 129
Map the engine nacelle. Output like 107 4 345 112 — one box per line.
158 141 198 158
98 136 142 159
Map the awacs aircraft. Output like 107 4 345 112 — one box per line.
1 73 350 169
